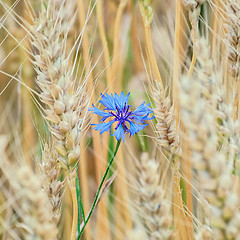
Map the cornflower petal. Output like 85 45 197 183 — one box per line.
132 102 153 116
113 124 125 142
129 121 148 137
99 93 116 110
89 104 112 119
92 120 115 134
114 91 130 111
132 114 155 121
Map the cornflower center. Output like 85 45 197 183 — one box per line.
110 103 132 131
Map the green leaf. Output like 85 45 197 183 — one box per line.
180 177 187 205
43 2 47 10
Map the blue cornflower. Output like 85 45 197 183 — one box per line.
89 91 154 142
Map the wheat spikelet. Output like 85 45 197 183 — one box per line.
31 0 88 169
152 86 179 156
54 0 76 33
139 0 154 26
182 0 205 27
182 0 204 26
40 143 63 225
135 152 174 240
182 0 205 11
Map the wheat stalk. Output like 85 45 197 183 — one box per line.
139 0 164 89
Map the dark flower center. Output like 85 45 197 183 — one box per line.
110 103 132 131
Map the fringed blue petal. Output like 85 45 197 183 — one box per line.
89 104 112 119
99 93 116 110
132 114 155 122
114 91 130 111
92 120 115 134
113 124 125 142
132 102 153 116
129 121 147 137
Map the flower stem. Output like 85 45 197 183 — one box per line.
69 170 78 240
77 139 121 239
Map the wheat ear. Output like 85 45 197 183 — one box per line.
0 138 57 240
136 152 174 240
31 0 88 169
179 38 240 239
182 0 205 76
152 84 180 158
31 2 88 239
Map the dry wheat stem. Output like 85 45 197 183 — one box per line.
139 0 164 90
96 0 111 89
173 4 193 239
111 0 127 86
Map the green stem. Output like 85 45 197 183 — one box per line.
76 173 85 233
77 139 121 239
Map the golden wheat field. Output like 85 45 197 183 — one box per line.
0 0 240 239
